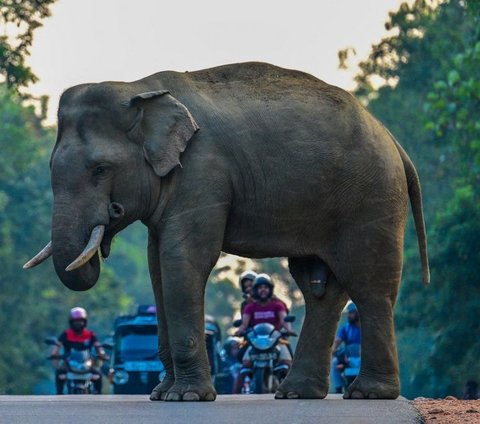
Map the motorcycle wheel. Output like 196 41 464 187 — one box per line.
253 368 266 394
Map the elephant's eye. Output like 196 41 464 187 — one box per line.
93 165 108 177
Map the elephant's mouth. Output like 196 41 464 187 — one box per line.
24 202 127 285
24 221 121 271
100 232 114 259
99 201 127 259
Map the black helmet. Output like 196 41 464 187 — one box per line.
252 273 274 299
223 336 241 352
239 270 257 292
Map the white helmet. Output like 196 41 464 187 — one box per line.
239 270 257 292
69 307 87 321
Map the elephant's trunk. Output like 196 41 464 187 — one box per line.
51 207 104 291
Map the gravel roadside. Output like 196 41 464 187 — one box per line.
414 397 480 423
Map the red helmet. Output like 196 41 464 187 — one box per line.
69 307 87 321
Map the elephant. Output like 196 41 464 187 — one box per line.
24 62 429 401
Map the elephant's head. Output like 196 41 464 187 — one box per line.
24 83 199 291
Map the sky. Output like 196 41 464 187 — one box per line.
27 0 410 124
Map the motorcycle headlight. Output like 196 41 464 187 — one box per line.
251 336 276 350
112 370 129 385
69 360 89 373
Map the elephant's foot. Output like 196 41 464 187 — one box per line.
164 381 216 402
150 377 175 401
343 374 400 400
275 374 328 399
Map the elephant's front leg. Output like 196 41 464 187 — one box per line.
147 231 175 401
160 234 221 401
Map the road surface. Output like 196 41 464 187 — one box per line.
0 394 422 424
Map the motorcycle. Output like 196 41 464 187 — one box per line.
45 337 102 394
335 343 361 389
235 316 296 394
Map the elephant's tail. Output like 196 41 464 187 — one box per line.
390 134 430 285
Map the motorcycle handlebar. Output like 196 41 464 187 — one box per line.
233 328 298 337
47 354 64 360
47 353 109 361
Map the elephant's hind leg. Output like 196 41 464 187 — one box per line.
343 291 401 400
275 257 348 400
340 240 402 399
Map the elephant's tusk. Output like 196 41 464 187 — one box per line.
23 241 53 269
65 225 105 272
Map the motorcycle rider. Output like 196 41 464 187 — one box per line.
239 270 289 313
51 307 106 394
235 274 295 370
221 336 243 394
331 302 362 393
239 270 258 314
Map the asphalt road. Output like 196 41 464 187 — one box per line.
0 394 422 424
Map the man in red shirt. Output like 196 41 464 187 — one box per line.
51 307 105 394
235 274 294 368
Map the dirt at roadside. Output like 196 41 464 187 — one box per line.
414 397 480 423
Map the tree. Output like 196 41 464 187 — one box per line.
0 0 57 91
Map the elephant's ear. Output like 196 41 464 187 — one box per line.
127 90 199 177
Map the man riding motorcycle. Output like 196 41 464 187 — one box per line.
235 274 295 370
51 307 106 394
331 302 361 393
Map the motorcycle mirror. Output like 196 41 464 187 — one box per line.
102 342 114 349
284 315 296 323
233 319 242 328
101 338 114 349
44 337 60 346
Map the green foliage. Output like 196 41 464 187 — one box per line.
425 32 480 184
342 0 479 397
0 0 57 90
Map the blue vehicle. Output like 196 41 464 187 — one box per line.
107 306 165 394
106 306 222 394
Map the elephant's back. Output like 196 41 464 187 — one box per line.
141 62 354 116
151 62 329 91
140 64 409 255
143 62 407 205
183 62 334 97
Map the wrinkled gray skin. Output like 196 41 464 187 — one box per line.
48 62 429 401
